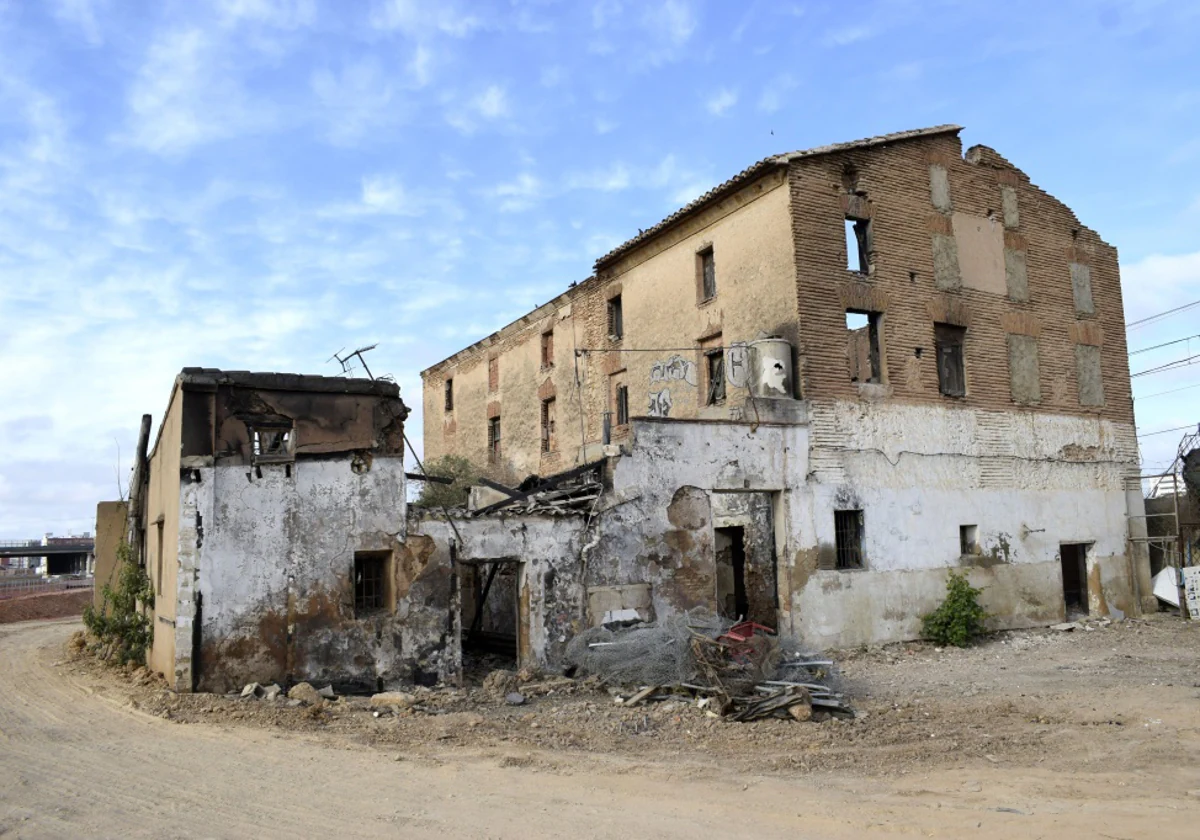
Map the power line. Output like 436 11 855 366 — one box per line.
1126 299 1200 329
1130 352 1200 378
1137 424 1197 438
1129 334 1200 356
1135 381 1200 401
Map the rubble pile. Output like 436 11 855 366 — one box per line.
564 610 851 722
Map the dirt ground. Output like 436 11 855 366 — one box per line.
2 615 1199 838
0 589 90 624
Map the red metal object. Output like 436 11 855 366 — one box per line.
718 621 775 662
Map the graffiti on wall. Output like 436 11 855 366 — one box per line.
648 389 673 417
650 355 697 387
727 343 749 389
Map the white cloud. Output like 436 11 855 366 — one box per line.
565 163 631 192
706 87 737 117
52 0 104 45
823 25 874 47
445 84 510 133
757 74 797 114
311 58 398 146
594 117 618 134
216 0 316 29
483 172 543 213
370 0 482 37
124 29 272 155
644 0 696 47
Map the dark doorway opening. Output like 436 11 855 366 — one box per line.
462 560 519 665
715 526 748 621
46 553 88 576
1060 543 1089 617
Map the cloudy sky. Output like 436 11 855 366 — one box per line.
1 0 1199 538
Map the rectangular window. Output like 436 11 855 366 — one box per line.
616 384 629 426
845 217 871 273
444 378 454 411
540 398 556 453
846 311 883 383
487 416 501 464
607 295 623 340
1075 344 1105 406
541 330 554 368
934 323 966 397
705 348 726 405
155 520 164 596
960 524 979 556
488 357 499 392
1008 334 1041 405
834 509 865 570
698 246 716 301
1070 262 1094 316
250 424 294 463
353 551 388 616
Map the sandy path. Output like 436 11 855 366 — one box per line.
1 618 1196 838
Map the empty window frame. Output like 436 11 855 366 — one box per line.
846 310 883 383
607 295 624 340
488 357 499 392
934 323 966 397
834 509 865 570
541 329 554 368
960 524 979 556
540 397 556 453
353 551 388 616
845 217 871 273
251 424 293 463
615 384 630 426
444 378 454 411
487 416 501 463
697 246 716 301
705 348 726 405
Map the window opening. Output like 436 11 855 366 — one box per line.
698 247 716 301
487 416 501 464
540 397 556 453
155 520 164 596
935 323 966 397
834 509 865 570
607 295 623 340
251 425 293 463
706 348 726 404
354 551 388 616
846 310 882 383
960 524 979 556
488 357 499 391
444 378 454 411
541 330 554 368
845 217 871 273
615 384 629 426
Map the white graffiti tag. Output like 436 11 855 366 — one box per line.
647 389 673 417
650 354 697 387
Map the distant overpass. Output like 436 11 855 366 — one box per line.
0 541 94 575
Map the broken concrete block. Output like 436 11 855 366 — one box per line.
240 682 262 699
370 691 416 709
1051 622 1079 632
262 683 282 701
317 685 336 700
288 682 323 706
505 692 526 706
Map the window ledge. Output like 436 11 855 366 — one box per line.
697 294 717 308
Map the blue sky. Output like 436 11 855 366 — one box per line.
2 0 1199 537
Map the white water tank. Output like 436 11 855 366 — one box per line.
748 337 793 398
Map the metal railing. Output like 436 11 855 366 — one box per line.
0 577 93 601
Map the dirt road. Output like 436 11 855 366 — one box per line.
2 618 1198 838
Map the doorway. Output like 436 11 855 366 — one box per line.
711 491 778 629
715 526 748 621
1060 543 1090 617
462 560 520 663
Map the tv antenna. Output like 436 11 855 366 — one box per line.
328 343 379 380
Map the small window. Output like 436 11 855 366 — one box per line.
960 524 979 556
487 416 501 464
353 551 388 616
615 384 629 426
540 397 556 453
845 217 871 273
846 311 883 384
698 247 716 301
607 295 623 340
251 425 294 463
488 357 499 392
705 349 726 405
834 509 864 570
541 330 554 368
444 378 454 411
934 323 966 397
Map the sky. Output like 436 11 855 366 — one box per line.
1 0 1199 538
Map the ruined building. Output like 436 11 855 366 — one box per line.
419 125 1154 656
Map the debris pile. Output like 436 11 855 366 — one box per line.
474 461 605 516
564 610 851 722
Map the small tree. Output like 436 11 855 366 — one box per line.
82 542 155 665
413 454 480 509
921 570 988 647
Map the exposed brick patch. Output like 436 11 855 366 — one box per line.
487 401 501 419
1070 321 1105 346
537 378 556 401
1001 311 1042 337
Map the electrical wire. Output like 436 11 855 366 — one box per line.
1130 352 1200 378
1126 299 1200 329
1137 424 1197 438
1128 334 1200 356
1134 381 1200 400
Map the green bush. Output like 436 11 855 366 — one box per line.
413 454 480 509
921 570 988 647
82 541 154 665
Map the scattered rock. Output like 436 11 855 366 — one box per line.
516 665 541 684
370 691 416 710
288 682 323 706
483 669 518 697
317 685 337 700
262 684 282 701
505 692 527 706
788 701 813 722
1051 622 1079 632
241 682 262 699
